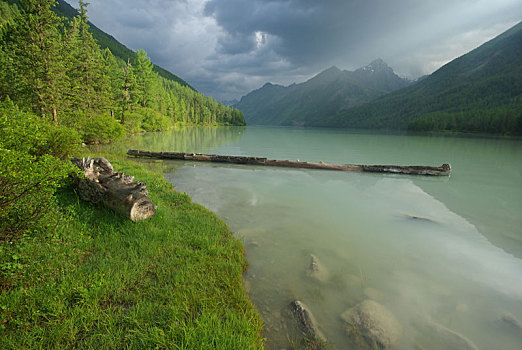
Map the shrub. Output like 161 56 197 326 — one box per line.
0 99 81 159
0 150 72 240
140 107 172 132
80 113 125 144
43 125 82 160
0 100 77 240
123 110 144 134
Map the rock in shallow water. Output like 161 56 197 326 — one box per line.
341 299 402 349
500 312 522 331
308 254 329 282
284 300 327 349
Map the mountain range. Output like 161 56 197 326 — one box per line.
236 22 522 134
313 21 522 133
235 59 410 126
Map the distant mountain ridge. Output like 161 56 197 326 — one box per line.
313 22 522 134
220 99 239 106
235 59 410 126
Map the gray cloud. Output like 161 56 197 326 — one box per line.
78 0 521 101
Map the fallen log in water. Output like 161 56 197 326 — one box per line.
126 150 451 176
71 157 156 221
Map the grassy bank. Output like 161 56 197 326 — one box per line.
0 156 263 349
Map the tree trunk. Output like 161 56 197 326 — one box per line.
71 157 156 221
126 150 451 176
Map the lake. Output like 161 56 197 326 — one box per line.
121 126 522 349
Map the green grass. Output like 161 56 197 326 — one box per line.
0 157 263 349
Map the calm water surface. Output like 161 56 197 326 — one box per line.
127 126 522 349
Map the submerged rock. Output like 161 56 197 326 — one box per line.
426 320 479 350
341 300 402 349
308 254 329 282
284 300 327 349
402 213 436 223
500 312 522 331
247 240 259 248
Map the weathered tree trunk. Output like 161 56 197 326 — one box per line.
52 107 57 125
127 150 451 176
71 157 155 221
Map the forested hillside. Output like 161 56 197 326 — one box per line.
0 0 245 146
50 0 192 87
0 0 245 245
314 22 522 134
235 59 410 126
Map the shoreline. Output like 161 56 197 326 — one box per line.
0 154 264 349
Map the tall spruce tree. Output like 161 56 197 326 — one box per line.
121 58 137 124
6 0 65 123
133 49 157 109
64 0 109 117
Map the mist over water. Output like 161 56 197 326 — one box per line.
129 126 522 349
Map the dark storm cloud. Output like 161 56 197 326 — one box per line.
204 0 519 67
80 0 521 100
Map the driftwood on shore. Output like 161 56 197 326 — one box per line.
126 150 451 176
71 157 156 221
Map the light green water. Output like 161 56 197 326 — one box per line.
127 126 522 349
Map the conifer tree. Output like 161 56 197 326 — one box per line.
120 58 137 124
133 49 157 108
7 0 66 123
64 0 109 116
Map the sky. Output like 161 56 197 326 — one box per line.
74 0 521 101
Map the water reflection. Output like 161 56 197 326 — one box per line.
113 126 522 349
169 164 522 349
94 125 245 155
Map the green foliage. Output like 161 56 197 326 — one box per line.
0 1 19 29
0 157 264 348
51 0 194 88
78 113 125 144
0 101 77 240
2 0 65 122
0 99 80 158
63 1 111 117
123 110 145 134
408 103 522 134
0 150 71 240
134 49 157 109
0 0 245 147
140 107 172 132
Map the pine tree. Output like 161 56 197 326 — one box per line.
6 0 66 123
133 49 157 108
64 0 109 117
120 58 137 124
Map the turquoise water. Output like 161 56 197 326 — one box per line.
128 126 522 349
